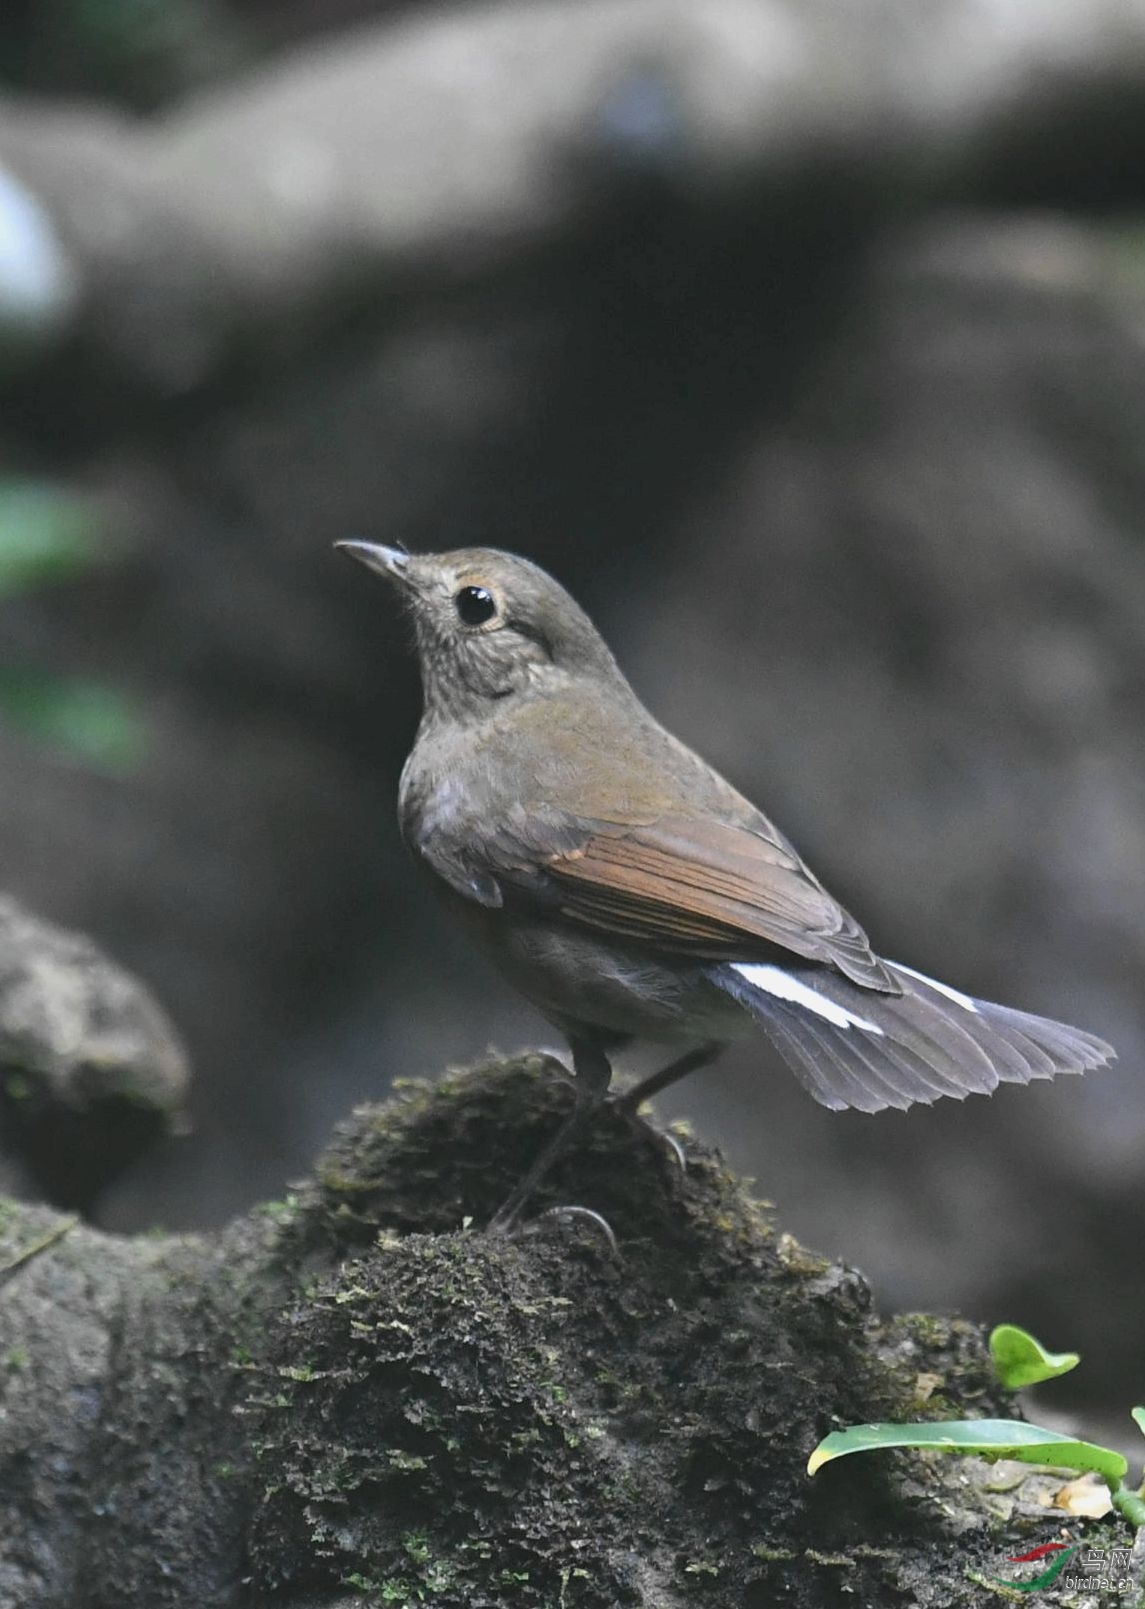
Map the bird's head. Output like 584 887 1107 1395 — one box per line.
335 542 626 722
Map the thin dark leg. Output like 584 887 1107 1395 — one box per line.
614 1041 725 1114
488 1039 611 1234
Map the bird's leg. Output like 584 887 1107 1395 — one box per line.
614 1040 724 1114
487 1039 611 1235
611 1042 725 1177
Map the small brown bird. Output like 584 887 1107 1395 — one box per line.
337 542 1114 1230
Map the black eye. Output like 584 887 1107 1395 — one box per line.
455 585 497 626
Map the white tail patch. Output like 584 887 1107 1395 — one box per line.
892 962 980 1013
732 963 885 1034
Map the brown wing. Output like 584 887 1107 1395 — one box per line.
539 814 897 992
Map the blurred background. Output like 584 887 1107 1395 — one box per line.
0 0 1143 1429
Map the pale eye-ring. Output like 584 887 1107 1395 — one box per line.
455 585 497 626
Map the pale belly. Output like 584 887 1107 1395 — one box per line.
473 909 752 1047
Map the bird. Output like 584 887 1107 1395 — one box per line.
336 540 1114 1232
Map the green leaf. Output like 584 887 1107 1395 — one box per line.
0 481 106 594
989 1324 1080 1389
1112 1482 1145 1529
0 673 145 770
807 1419 1127 1487
1131 1407 1145 1439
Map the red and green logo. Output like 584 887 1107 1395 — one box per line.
988 1542 1079 1591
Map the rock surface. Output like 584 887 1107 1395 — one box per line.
0 895 190 1210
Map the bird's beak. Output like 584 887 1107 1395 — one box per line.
334 540 412 584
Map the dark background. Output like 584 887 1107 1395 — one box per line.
1 0 1143 1430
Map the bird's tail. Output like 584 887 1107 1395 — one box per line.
715 957 1113 1113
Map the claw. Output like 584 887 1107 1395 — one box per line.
659 1128 687 1173
520 1048 573 1083
612 1098 688 1174
523 1204 620 1255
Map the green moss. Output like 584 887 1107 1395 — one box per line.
963 1568 1026 1601
894 1311 978 1355
774 1233 832 1277
255 1194 301 1221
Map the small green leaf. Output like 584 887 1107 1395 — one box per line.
1112 1481 1145 1529
807 1419 1126 1487
0 482 106 594
989 1324 1080 1389
1131 1407 1145 1440
0 673 145 770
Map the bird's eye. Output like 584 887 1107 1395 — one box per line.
455 585 497 626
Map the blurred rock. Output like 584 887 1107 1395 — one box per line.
0 893 191 1211
3 0 1145 400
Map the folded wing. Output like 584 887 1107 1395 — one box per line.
537 813 897 992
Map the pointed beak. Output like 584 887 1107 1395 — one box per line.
334 540 412 584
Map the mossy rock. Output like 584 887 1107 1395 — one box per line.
241 1058 1082 1607
0 1056 1116 1607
